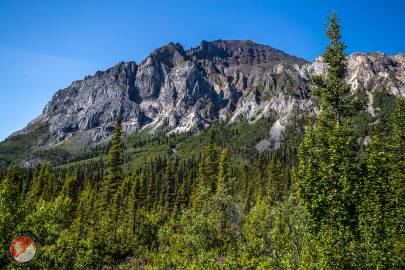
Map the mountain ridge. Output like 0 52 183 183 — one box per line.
3 40 404 164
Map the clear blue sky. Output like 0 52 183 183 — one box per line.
0 0 404 141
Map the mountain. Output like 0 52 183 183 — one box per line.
2 40 404 166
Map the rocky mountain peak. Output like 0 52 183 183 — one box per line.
145 42 187 68
7 40 404 152
187 39 308 67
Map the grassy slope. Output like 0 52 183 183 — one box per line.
0 122 50 168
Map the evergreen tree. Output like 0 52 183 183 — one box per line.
267 159 286 203
253 153 267 198
102 115 124 205
28 162 52 203
199 140 219 192
216 148 232 195
41 162 54 201
311 11 353 126
128 173 139 236
61 171 78 201
176 177 188 210
163 157 177 213
212 148 240 247
110 175 134 256
73 182 95 237
136 170 147 207
146 172 157 209
191 142 218 210
296 12 363 268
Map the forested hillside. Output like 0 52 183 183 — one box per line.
0 13 403 269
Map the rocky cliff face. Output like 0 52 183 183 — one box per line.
10 40 404 149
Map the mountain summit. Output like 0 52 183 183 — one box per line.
5 40 405 153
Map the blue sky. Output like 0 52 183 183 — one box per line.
0 0 404 141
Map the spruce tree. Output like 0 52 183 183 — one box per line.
136 170 147 207
296 12 363 268
128 173 139 236
28 162 52 203
61 171 78 201
163 157 177 213
311 11 353 126
212 148 239 246
254 153 267 198
216 148 232 195
267 159 285 203
176 178 188 210
191 142 218 210
146 173 157 209
198 130 219 192
73 182 95 237
91 115 125 265
111 176 132 250
101 115 124 205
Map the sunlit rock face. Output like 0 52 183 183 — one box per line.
11 40 404 148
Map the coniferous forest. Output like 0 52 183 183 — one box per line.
0 13 404 269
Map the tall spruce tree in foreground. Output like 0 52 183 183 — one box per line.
101 115 124 205
296 12 363 268
311 11 353 126
95 115 125 265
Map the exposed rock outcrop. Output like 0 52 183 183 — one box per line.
9 40 404 149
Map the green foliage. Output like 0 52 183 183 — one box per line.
296 12 404 270
18 195 74 269
102 115 124 201
0 122 49 168
357 99 405 269
373 89 397 134
28 162 54 203
163 157 177 213
0 13 402 269
310 11 357 125
240 196 306 270
1 101 402 269
0 167 25 267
